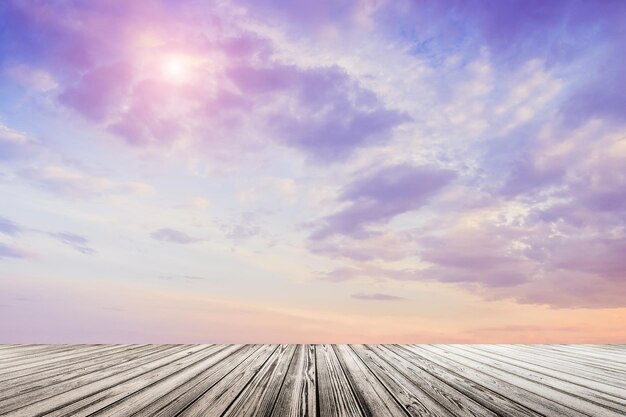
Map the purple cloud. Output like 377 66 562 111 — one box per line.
1 1 407 162
351 292 404 301
0 243 29 260
238 0 361 32
160 275 208 282
151 228 201 244
418 227 533 288
242 64 410 160
0 217 22 236
59 60 134 122
500 156 565 197
49 232 96 255
548 237 626 281
224 224 260 242
312 164 456 240
321 266 421 283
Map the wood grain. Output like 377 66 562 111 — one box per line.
270 344 316 417
0 344 623 417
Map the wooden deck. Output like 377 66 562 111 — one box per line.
0 345 624 416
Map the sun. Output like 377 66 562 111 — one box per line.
162 55 188 81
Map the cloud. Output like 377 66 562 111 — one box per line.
0 122 32 160
418 225 533 288
160 275 208 282
151 228 202 244
311 164 456 240
0 218 97 257
0 1 408 162
19 166 152 198
351 292 404 301
251 64 410 160
218 212 262 242
224 224 261 242
49 232 96 255
309 231 417 262
59 60 134 122
321 265 421 283
0 217 23 236
0 242 30 260
4 62 57 91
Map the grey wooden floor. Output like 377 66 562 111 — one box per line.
0 344 624 416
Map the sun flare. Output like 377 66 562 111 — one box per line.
162 55 188 81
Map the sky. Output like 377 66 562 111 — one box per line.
1 0 625 343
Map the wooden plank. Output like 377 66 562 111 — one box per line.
176 344 278 417
504 345 626 375
0 346 180 413
0 344 155 386
222 344 297 417
444 344 626 414
372 345 505 417
1 345 200 416
333 344 409 417
543 344 626 359
315 344 363 417
82 345 246 417
456 345 626 400
0 345 142 383
350 344 454 417
133 344 262 417
401 345 588 417
413 345 621 417
587 344 626 353
0 344 623 417
0 345 108 373
0 345 159 402
479 345 626 387
0 345 92 367
44 344 234 417
0 345 79 360
270 344 316 417
531 345 626 369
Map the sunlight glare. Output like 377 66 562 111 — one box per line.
163 55 188 81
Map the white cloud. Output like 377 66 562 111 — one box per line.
19 165 153 198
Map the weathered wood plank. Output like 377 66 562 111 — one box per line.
333 344 409 417
401 345 587 417
502 345 626 375
0 344 146 385
1 345 197 416
350 344 454 417
0 345 93 368
315 344 363 417
444 344 626 414
174 344 278 417
0 345 82 361
531 345 626 369
270 344 317 417
479 345 626 387
46 344 235 417
131 344 262 416
374 345 503 417
0 345 159 402
455 345 626 400
222 344 296 417
0 344 622 417
413 345 622 417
